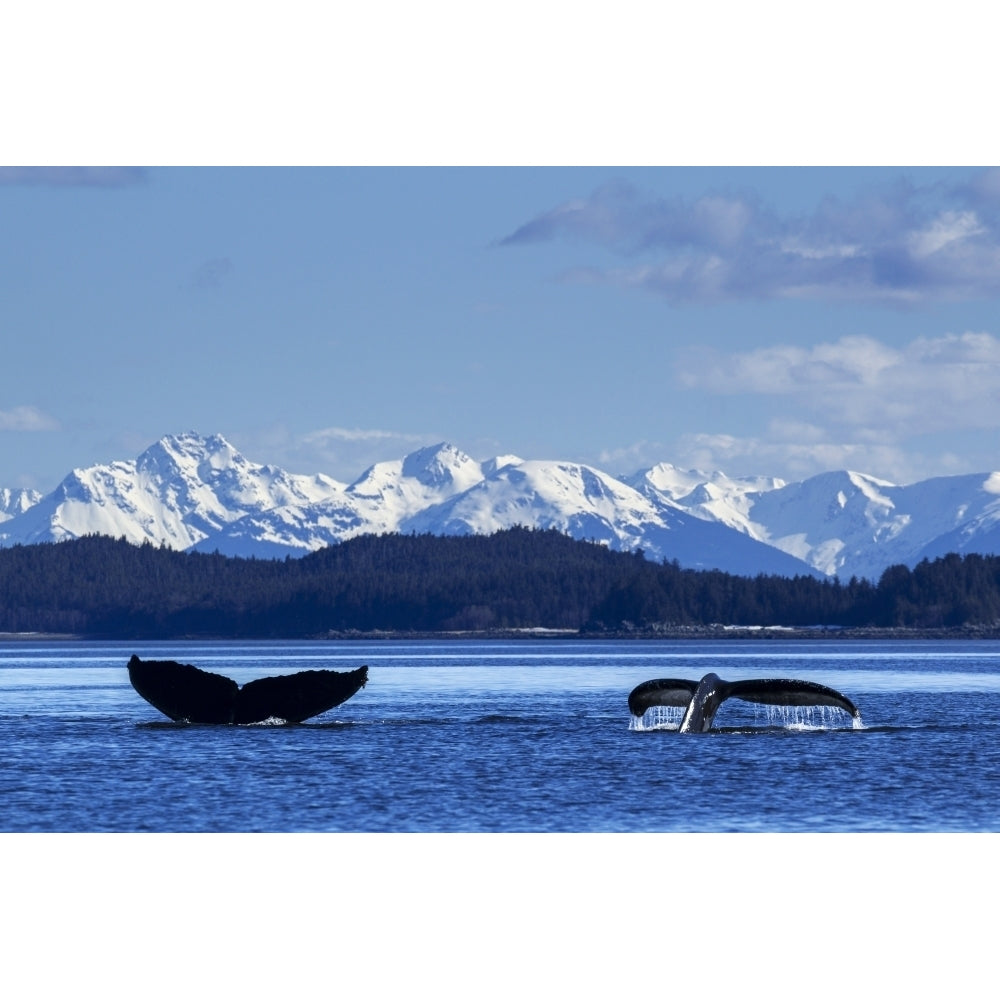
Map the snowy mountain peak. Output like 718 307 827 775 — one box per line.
0 487 43 523
137 431 243 479
0 432 346 551
630 462 785 502
347 443 483 512
630 462 717 500
482 454 523 476
400 442 483 492
845 470 897 502
403 457 667 550
6 431 1000 580
628 463 786 538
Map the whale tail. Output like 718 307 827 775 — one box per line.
628 673 859 732
127 655 368 724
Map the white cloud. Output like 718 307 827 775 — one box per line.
907 330 1000 364
678 331 1000 437
302 426 431 446
502 171 1000 304
679 335 900 393
672 430 966 485
907 210 984 258
230 425 442 482
596 439 672 474
0 406 60 431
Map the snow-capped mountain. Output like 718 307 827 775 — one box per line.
188 443 503 559
625 463 786 535
632 466 1000 580
0 487 42 523
4 430 1000 579
400 459 814 577
185 450 814 575
0 432 345 550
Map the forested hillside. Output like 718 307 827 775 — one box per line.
1 528 999 637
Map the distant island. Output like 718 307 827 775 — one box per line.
2 528 1000 639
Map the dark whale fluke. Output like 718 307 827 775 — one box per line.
628 671 859 733
127 654 368 724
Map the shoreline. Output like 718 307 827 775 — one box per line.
322 625 1000 641
7 625 1000 642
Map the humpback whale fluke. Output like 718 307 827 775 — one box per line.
127 655 368 724
628 671 859 733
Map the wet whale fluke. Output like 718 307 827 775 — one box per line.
628 671 859 733
127 654 368 724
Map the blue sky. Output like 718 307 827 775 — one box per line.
3 6 997 494
3 165 999 493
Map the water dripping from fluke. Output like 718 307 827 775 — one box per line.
755 703 862 731
629 706 684 731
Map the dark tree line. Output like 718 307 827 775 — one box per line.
1 528 999 637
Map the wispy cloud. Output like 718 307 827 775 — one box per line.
0 166 147 187
500 170 1000 305
596 439 671 474
678 331 1000 437
302 426 443 479
590 429 929 485
233 425 442 483
0 406 60 431
673 430 931 485
302 426 432 447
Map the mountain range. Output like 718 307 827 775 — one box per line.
3 431 1000 580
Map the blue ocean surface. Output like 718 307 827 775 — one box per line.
4 637 1000 833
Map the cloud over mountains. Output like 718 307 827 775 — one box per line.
678 331 1000 435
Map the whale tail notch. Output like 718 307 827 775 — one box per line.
127 654 368 724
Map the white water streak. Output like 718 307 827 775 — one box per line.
629 705 683 731
629 703 861 731
755 703 859 730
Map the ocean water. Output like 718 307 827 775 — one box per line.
4 637 1000 833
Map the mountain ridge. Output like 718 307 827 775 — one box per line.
3 431 1000 579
